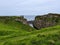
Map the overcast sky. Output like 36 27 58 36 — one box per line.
0 0 60 16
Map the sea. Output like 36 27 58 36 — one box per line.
24 15 36 27
24 15 36 21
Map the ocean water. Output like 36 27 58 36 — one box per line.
24 15 36 21
24 15 36 27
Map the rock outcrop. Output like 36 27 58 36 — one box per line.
33 13 60 29
15 16 28 24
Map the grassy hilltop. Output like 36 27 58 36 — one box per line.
0 16 60 45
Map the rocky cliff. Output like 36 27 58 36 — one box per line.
33 13 60 29
0 13 60 30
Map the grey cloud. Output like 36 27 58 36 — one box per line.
0 0 60 15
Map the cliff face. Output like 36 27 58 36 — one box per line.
33 13 60 29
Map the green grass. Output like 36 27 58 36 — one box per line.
0 19 60 45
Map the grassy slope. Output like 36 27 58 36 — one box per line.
0 20 60 45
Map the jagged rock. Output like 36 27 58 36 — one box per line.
33 13 60 29
15 16 28 24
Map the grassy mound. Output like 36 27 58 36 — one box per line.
0 16 60 45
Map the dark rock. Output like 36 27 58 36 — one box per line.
33 13 60 29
